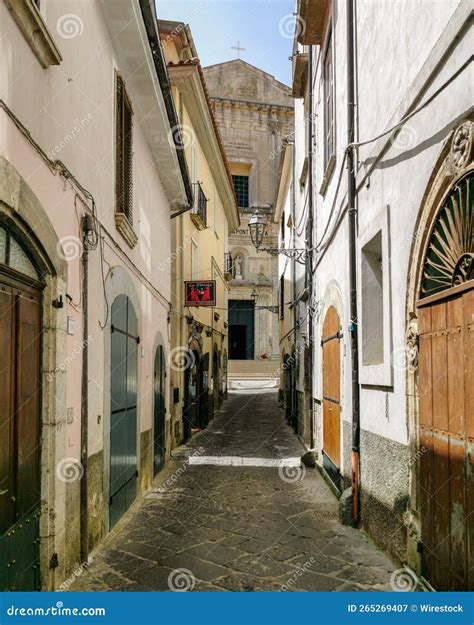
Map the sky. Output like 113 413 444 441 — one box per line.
155 0 295 87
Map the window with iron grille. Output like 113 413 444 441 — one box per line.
323 28 335 169
232 175 249 208
115 75 133 224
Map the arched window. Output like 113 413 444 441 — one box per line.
420 172 473 299
0 226 40 280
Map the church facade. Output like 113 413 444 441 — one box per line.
203 60 294 362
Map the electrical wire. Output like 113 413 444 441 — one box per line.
314 58 472 257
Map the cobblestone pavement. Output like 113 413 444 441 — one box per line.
70 390 399 592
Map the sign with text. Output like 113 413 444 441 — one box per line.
185 280 216 307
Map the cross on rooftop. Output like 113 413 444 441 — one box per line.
231 40 246 59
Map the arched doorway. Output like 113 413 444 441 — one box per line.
200 352 210 428
184 349 201 440
283 353 294 426
321 306 342 490
0 224 43 591
222 350 228 399
109 295 138 529
212 344 219 418
153 345 166 476
415 168 473 590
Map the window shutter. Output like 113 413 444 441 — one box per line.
115 75 133 224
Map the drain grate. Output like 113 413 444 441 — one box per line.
311 510 338 522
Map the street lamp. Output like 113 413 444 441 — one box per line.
248 208 308 265
248 210 267 249
250 288 258 304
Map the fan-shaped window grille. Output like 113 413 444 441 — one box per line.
0 226 39 279
420 172 473 298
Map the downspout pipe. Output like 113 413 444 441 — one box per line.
291 141 297 423
346 0 360 523
80 219 89 562
307 45 315 450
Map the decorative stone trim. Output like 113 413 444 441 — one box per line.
405 317 419 372
115 213 138 248
319 154 336 196
445 120 473 175
5 0 62 68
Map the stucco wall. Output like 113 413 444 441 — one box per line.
293 0 472 564
1 0 177 588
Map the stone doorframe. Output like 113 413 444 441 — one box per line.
0 157 68 590
404 119 473 575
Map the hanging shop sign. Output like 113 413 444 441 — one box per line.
184 280 216 307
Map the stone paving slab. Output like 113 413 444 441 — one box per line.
69 390 403 592
172 389 305 460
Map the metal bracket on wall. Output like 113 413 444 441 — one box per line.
258 248 308 264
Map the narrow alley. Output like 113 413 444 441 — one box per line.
70 391 398 593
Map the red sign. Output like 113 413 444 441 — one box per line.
184 280 216 307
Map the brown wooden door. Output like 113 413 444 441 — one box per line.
418 282 473 590
322 307 341 484
0 279 42 590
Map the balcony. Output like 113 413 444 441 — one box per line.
292 50 309 98
297 0 330 46
190 182 208 230
224 253 233 280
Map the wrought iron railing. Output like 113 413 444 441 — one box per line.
192 182 207 227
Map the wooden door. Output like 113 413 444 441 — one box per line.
153 345 166 476
0 280 41 591
109 295 138 529
418 283 473 590
322 307 341 486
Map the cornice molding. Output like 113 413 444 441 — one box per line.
168 63 240 230
209 96 294 115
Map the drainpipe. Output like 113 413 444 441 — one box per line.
346 0 360 523
307 45 315 450
80 216 90 561
291 141 297 421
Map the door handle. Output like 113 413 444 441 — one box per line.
0 489 8 496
